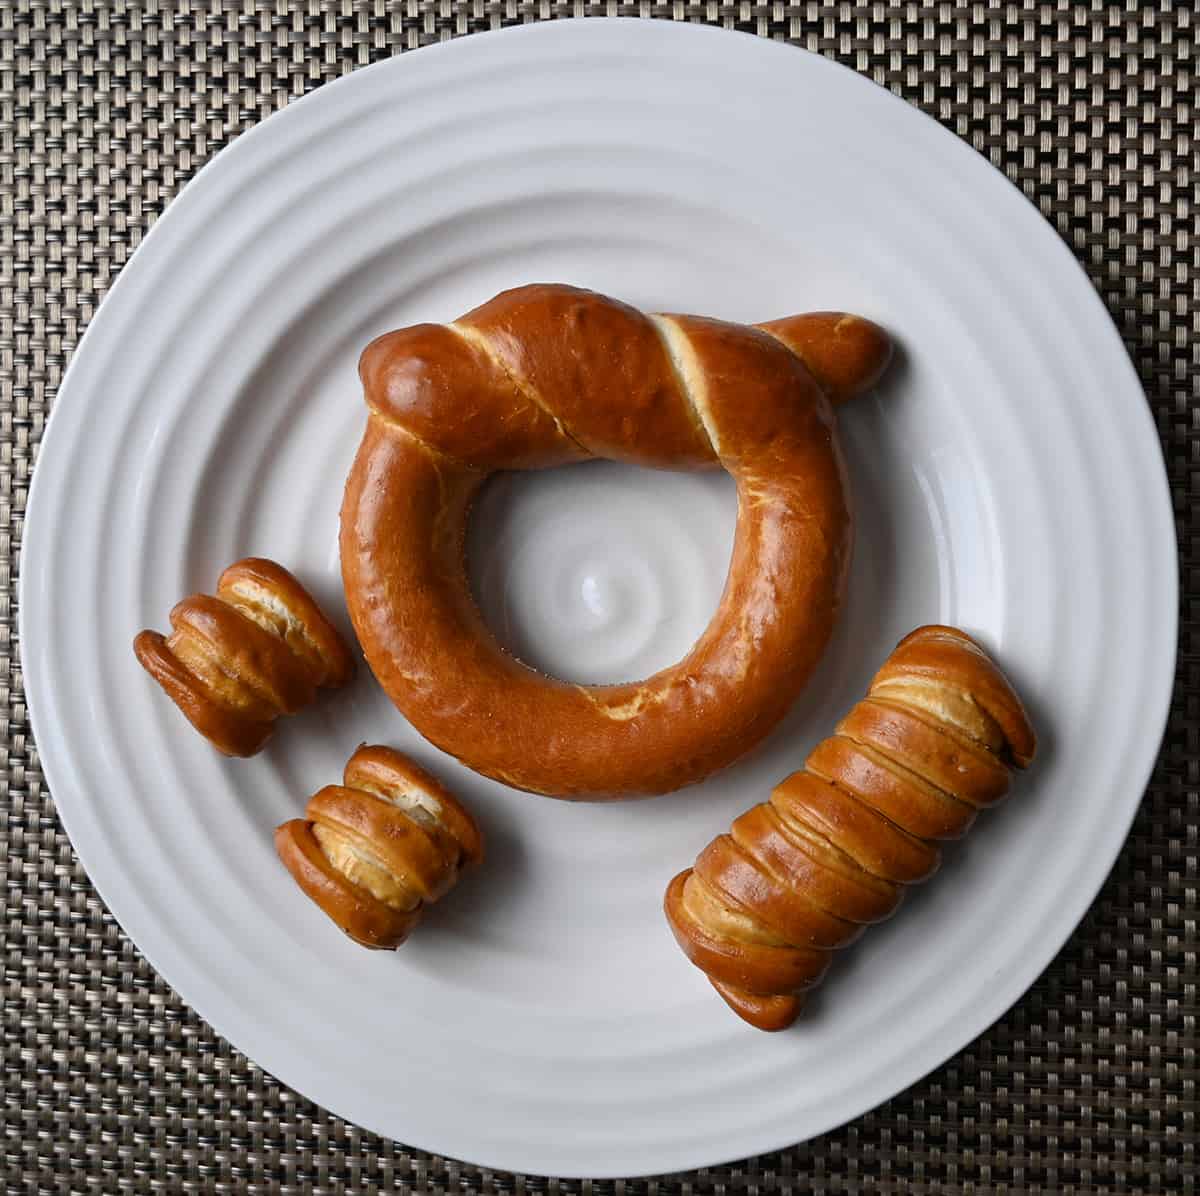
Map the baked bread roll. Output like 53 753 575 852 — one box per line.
133 557 354 757
341 284 893 799
663 625 1036 1030
275 745 483 949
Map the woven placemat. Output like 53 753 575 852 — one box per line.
2 2 1195 1192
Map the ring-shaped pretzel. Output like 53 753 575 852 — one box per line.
340 285 892 799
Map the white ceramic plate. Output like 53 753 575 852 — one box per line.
21 18 1176 1179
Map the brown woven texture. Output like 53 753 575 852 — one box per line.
2 1 1195 1192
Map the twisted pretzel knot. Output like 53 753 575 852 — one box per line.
341 285 892 799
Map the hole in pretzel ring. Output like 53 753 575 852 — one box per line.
467 460 738 687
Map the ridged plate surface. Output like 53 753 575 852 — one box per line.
20 18 1176 1179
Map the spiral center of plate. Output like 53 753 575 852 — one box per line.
577 566 632 626
468 461 736 685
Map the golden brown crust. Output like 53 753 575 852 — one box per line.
274 819 419 950
358 322 586 472
133 630 274 758
770 772 940 886
343 744 484 868
758 311 894 406
219 558 355 688
805 735 979 841
874 625 1036 768
664 870 832 996
275 745 483 950
663 624 1036 1030
460 285 713 468
169 593 316 716
133 557 354 757
693 834 864 950
341 284 892 799
708 979 804 1033
730 803 902 925
836 700 1013 808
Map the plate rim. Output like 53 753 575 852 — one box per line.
19 16 1179 1178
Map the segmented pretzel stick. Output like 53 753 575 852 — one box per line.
664 626 1036 1029
275 745 483 949
134 558 353 757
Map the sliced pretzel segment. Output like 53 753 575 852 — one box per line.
134 557 354 757
276 745 483 950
